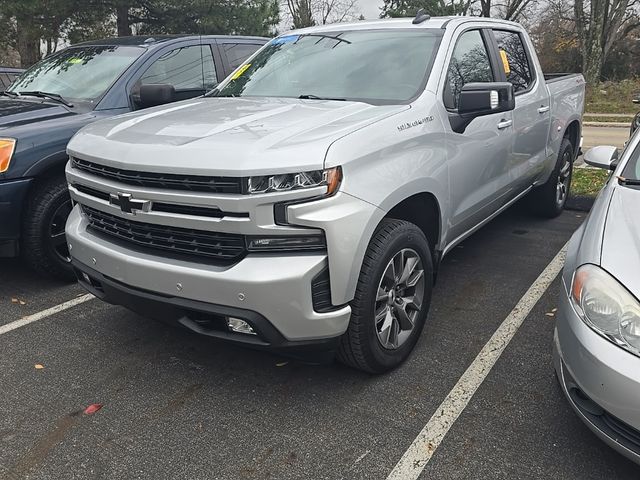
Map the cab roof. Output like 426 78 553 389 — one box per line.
283 16 523 35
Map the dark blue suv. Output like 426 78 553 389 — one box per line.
0 34 266 280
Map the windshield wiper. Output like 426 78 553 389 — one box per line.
0 91 18 98
618 176 640 186
299 94 346 101
19 91 73 107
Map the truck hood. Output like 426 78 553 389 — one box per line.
600 186 640 297
0 97 76 129
68 97 407 176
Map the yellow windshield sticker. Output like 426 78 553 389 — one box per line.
67 58 83 64
231 64 251 80
499 50 510 74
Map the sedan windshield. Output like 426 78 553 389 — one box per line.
8 45 143 104
622 144 640 181
213 29 443 104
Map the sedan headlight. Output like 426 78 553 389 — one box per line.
247 167 341 195
571 264 640 355
0 138 16 173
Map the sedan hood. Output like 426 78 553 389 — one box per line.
67 97 407 176
600 186 640 296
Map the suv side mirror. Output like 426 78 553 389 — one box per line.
584 145 619 171
139 83 175 108
450 82 515 133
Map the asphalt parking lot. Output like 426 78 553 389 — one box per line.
1 204 639 480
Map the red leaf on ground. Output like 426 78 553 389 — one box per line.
83 403 103 415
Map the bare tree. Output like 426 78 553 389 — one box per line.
477 0 534 20
574 0 640 83
283 0 360 29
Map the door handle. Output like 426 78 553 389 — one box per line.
497 119 512 130
537 106 550 114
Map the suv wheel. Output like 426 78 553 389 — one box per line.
337 219 433 373
528 137 574 218
22 175 75 282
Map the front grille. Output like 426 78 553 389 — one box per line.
72 157 244 194
83 206 246 264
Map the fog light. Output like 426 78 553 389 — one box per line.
226 317 256 335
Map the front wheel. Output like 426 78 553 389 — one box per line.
337 219 433 373
22 175 75 282
527 137 574 218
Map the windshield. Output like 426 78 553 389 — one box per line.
623 141 640 181
214 29 443 104
8 45 143 104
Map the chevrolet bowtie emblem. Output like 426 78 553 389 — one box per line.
109 192 151 215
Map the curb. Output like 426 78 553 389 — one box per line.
583 121 629 128
566 195 595 212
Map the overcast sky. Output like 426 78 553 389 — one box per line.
359 0 384 19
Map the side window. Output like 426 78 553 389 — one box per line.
493 30 533 93
445 30 494 109
223 43 262 71
140 45 217 91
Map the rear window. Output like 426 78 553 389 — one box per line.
493 30 533 93
223 43 262 70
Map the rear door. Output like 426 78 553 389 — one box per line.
217 40 265 77
443 27 515 243
491 28 550 187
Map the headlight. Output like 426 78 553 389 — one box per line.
571 264 640 355
0 138 16 173
247 167 341 195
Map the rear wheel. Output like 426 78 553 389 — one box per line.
527 137 574 218
337 219 433 373
22 175 75 282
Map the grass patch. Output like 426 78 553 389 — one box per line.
586 79 640 114
572 168 610 197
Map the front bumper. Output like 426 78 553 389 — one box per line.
66 206 352 344
553 280 640 465
0 177 32 256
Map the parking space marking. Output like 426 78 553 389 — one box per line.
0 294 94 336
387 244 568 480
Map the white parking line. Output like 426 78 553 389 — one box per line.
0 294 95 336
387 244 568 480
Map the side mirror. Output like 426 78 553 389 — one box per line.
450 82 515 133
139 83 175 108
583 145 619 171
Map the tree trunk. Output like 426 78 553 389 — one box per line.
116 4 131 36
15 15 41 68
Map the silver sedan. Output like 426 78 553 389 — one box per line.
554 137 640 464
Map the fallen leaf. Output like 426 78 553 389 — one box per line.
34 364 44 369
19 300 26 305
83 403 103 415
545 312 555 317
552 308 558 313
11 298 18 304
276 361 288 367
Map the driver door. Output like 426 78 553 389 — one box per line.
130 43 219 109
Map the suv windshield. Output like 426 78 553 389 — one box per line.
214 29 443 104
8 45 143 104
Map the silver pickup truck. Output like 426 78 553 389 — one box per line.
64 16 585 373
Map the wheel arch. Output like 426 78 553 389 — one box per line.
563 120 581 158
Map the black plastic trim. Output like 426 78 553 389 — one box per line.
72 260 340 360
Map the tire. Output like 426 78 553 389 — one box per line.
527 137 574 218
22 175 75 282
337 218 433 374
